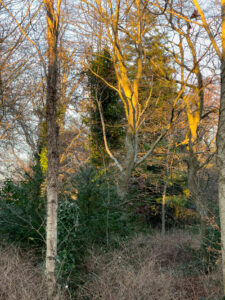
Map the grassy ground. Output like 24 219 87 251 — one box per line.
0 246 45 300
76 230 223 300
0 230 222 300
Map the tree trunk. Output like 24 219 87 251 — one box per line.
187 153 207 239
217 2 225 293
162 141 170 236
161 187 167 236
44 1 61 299
117 128 136 199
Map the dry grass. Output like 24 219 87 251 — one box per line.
0 245 70 300
0 231 222 300
0 246 69 300
76 230 223 300
0 246 45 300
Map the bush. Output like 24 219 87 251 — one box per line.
0 154 46 249
181 214 221 274
57 165 137 288
0 162 138 290
132 194 198 230
200 214 221 270
74 166 132 242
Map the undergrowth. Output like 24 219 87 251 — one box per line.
76 230 223 300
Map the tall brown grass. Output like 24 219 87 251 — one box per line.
0 230 222 299
76 230 223 300
0 246 45 300
0 246 69 300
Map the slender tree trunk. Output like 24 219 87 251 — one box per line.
102 156 110 247
117 128 136 199
217 2 225 294
162 142 170 236
187 152 207 239
44 1 61 299
161 186 167 236
0 71 2 104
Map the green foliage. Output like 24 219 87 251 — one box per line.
122 15 176 107
0 155 137 290
0 153 46 248
132 195 197 230
181 212 221 275
200 214 221 269
57 199 79 283
75 166 131 240
57 165 136 288
85 49 124 166
130 169 197 229
188 201 221 273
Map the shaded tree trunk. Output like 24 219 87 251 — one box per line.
117 128 136 199
161 184 167 236
162 141 170 236
187 150 207 239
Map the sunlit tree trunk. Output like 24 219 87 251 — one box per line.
44 0 61 299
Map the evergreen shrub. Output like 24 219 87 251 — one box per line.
57 165 137 287
0 155 46 248
0 160 138 289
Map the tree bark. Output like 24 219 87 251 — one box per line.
217 1 225 293
117 128 136 199
44 1 61 299
187 152 207 239
162 141 170 236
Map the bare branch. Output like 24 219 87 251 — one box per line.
96 97 123 172
135 128 168 167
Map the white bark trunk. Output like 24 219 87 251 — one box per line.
217 1 225 294
217 35 225 298
44 1 61 299
46 187 58 300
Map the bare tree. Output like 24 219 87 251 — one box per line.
80 0 180 199
162 1 218 239
154 0 225 293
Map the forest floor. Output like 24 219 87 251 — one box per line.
0 246 45 300
0 229 222 300
76 229 222 300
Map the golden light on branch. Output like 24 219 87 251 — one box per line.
87 0 150 132
43 0 62 64
183 93 200 142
